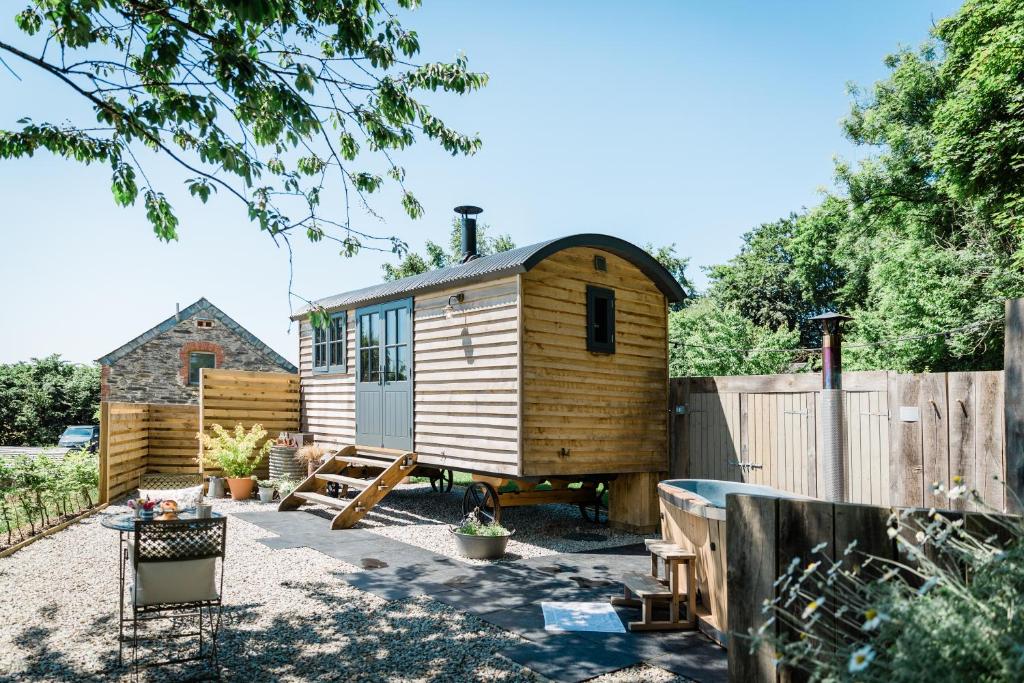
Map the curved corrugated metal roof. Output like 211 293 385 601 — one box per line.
295 233 687 318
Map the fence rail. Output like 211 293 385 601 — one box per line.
670 370 1010 511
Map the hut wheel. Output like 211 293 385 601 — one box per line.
429 468 455 493
462 481 501 524
579 481 610 525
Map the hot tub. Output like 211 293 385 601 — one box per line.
658 479 810 647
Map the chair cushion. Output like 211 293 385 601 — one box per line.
134 485 204 510
130 546 219 606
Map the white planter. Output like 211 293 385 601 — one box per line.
258 486 275 503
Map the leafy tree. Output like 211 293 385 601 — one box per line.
1 1 487 306
381 218 514 280
685 0 1024 375
643 243 695 309
0 356 99 446
668 299 800 377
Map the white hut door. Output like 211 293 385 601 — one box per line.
355 299 413 451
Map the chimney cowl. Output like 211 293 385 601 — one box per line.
455 205 483 263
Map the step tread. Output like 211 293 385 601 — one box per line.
316 473 377 489
645 541 696 561
293 491 349 509
333 455 391 468
621 571 676 599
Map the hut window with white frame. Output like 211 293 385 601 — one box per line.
586 285 616 354
313 313 346 373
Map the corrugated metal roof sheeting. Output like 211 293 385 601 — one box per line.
296 234 686 318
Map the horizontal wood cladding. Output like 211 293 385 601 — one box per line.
413 278 520 476
298 313 355 451
521 247 668 477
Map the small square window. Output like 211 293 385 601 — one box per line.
313 312 347 373
586 285 615 354
188 352 216 385
195 319 214 329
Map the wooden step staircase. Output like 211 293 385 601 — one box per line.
277 445 417 529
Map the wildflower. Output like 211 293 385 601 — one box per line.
835 605 848 618
886 525 899 539
861 608 889 630
849 645 876 673
801 596 825 619
877 568 899 583
947 484 967 500
812 541 828 554
844 539 858 555
915 531 926 543
787 556 801 574
757 616 776 635
916 576 938 595
804 561 821 575
772 651 783 668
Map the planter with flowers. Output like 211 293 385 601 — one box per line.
451 509 514 560
257 479 276 503
127 496 162 521
198 423 271 501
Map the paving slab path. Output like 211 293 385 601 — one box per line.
238 510 728 683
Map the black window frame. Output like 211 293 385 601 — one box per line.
586 285 616 354
313 312 347 373
188 352 216 386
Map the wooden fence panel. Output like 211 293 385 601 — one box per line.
147 404 200 474
672 370 1007 512
100 402 149 502
199 369 300 478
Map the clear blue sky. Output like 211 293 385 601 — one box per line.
0 0 961 365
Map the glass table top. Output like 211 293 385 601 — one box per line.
100 509 223 532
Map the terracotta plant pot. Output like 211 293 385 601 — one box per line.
226 477 256 500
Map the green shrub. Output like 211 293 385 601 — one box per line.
0 450 99 547
197 423 271 478
750 483 1023 682
456 513 511 537
0 355 99 446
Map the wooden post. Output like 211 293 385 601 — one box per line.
726 494 777 683
608 472 661 534
98 401 110 505
669 378 690 478
1004 298 1024 513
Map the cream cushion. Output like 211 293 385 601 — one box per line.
130 546 219 607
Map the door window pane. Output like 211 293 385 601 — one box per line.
396 345 408 381
386 309 397 345
359 349 373 382
369 348 380 381
385 347 398 382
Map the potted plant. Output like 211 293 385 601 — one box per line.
294 444 326 477
272 476 299 498
128 496 161 521
451 509 514 560
197 423 271 501
257 479 276 503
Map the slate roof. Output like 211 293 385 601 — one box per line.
296 233 687 318
97 297 297 373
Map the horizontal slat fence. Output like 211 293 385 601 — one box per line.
99 402 150 502
671 370 1009 511
147 404 200 474
199 368 300 479
727 494 1015 682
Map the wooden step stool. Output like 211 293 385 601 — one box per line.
610 540 697 631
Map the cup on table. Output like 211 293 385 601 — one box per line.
196 503 213 518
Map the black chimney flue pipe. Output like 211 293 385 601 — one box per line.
454 205 483 262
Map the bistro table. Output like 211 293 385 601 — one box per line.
100 509 224 664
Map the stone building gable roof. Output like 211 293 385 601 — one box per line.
295 233 687 318
97 297 297 373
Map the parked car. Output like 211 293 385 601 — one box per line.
58 425 99 452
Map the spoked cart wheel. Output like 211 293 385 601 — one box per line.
462 481 501 524
429 468 455 493
579 481 610 524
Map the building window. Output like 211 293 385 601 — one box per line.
313 312 346 373
586 285 615 354
195 319 214 329
188 352 216 385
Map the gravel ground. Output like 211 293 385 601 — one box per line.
0 490 691 682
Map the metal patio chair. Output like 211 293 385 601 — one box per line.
121 516 227 676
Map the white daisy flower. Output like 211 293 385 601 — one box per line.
849 645 876 673
861 608 889 630
801 596 825 620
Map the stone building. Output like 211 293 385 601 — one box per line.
97 298 296 404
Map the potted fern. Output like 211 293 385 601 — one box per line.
198 423 271 500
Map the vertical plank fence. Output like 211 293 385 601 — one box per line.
671 370 1009 511
726 495 1014 682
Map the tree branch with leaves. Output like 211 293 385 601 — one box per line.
1 0 487 313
